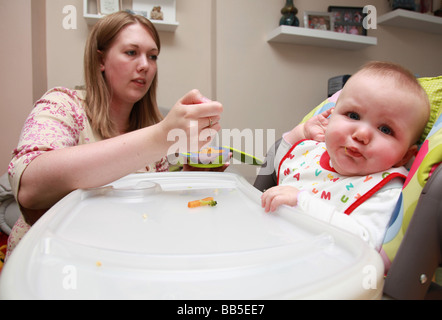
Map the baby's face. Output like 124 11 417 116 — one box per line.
325 74 424 176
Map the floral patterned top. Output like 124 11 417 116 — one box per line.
6 87 168 259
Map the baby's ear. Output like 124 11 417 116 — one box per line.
394 144 418 167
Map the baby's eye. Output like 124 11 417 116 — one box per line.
379 125 393 135
346 112 360 120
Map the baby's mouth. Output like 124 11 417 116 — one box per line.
345 146 363 158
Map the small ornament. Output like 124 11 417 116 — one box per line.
150 6 164 21
279 0 299 27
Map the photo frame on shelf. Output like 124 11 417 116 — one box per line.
328 6 367 36
387 0 416 11
419 0 433 14
98 0 122 15
304 11 334 31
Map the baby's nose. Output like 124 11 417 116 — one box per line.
352 125 371 144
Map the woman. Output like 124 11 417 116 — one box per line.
6 11 223 258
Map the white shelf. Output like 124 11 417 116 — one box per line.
378 9 442 34
267 25 377 50
83 0 179 32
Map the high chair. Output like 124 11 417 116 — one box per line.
254 76 442 299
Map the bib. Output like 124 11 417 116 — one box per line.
277 140 408 214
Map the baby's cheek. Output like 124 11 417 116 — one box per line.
373 150 400 170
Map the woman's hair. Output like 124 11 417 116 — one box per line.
84 11 163 138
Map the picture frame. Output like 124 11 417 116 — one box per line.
303 11 334 31
328 6 367 36
98 0 121 15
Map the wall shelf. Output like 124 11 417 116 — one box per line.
83 0 179 32
267 25 377 50
378 9 442 34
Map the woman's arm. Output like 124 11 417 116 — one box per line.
18 125 167 210
17 89 223 219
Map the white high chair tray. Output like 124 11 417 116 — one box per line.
0 172 384 299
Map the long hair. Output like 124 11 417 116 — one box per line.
84 11 163 138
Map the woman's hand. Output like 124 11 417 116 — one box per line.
160 89 223 153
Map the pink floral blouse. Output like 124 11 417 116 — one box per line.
6 87 168 259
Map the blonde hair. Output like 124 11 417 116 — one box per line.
84 11 163 138
357 61 421 90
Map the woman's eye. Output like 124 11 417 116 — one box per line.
149 55 158 61
347 112 360 120
379 125 393 135
126 50 136 56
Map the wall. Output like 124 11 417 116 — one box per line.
1 0 441 181
217 0 442 143
0 0 44 173
46 0 89 90
216 0 442 180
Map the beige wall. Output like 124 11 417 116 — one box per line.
46 0 89 90
217 0 442 135
0 0 34 173
1 0 442 181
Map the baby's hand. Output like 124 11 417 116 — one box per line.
261 185 301 213
304 108 333 142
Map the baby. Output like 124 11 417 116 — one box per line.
261 61 430 250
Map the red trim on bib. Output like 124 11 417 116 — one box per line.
320 151 336 173
344 172 406 215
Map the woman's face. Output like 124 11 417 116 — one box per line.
100 22 158 109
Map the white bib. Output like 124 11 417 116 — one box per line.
277 140 408 214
